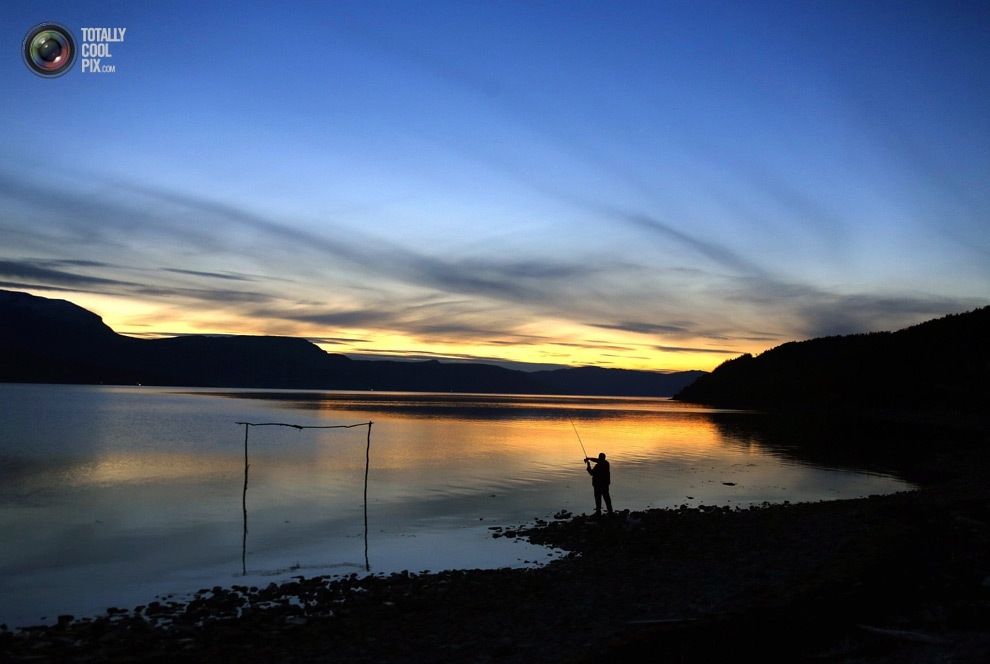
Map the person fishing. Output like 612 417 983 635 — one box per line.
585 452 614 516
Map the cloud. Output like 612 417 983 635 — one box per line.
0 257 275 309
654 344 740 355
397 255 597 304
162 268 256 281
725 279 985 339
133 285 275 306
271 297 531 342
793 294 986 339
614 210 772 278
2 162 642 331
274 308 400 329
2 159 984 370
591 321 693 335
309 336 371 345
0 259 133 289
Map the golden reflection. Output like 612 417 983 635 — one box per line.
278 401 729 473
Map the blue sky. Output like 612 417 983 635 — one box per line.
1 1 987 371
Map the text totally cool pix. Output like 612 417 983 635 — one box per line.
80 27 125 73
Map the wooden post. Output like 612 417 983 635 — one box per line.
242 423 250 576
364 422 372 571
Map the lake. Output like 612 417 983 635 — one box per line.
0 384 910 628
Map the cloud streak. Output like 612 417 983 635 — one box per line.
3 159 983 368
0 259 133 289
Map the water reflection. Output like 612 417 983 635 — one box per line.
205 390 912 513
237 421 374 576
707 410 931 478
201 390 718 421
0 385 913 628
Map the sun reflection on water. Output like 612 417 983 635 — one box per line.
0 385 912 628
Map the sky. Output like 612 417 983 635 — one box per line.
1 1 987 372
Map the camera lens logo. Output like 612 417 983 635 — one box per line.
22 22 77 78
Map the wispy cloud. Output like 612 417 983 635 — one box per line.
591 321 694 336
2 164 624 317
162 268 256 281
654 344 740 355
1 159 984 368
0 259 133 289
613 210 772 279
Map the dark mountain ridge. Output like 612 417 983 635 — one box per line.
532 365 704 397
0 290 702 396
674 306 990 413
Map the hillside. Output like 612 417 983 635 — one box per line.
0 290 701 396
674 307 990 413
533 365 704 397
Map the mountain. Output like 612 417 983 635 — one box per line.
0 290 340 388
532 365 705 397
674 307 990 412
0 290 701 396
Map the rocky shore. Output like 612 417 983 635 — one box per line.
3 444 989 663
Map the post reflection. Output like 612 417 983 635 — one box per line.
237 421 373 576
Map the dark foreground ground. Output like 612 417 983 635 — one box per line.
3 436 989 663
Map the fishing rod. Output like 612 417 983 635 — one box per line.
569 418 590 462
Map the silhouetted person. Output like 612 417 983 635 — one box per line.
585 452 613 515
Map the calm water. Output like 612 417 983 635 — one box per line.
0 384 910 627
